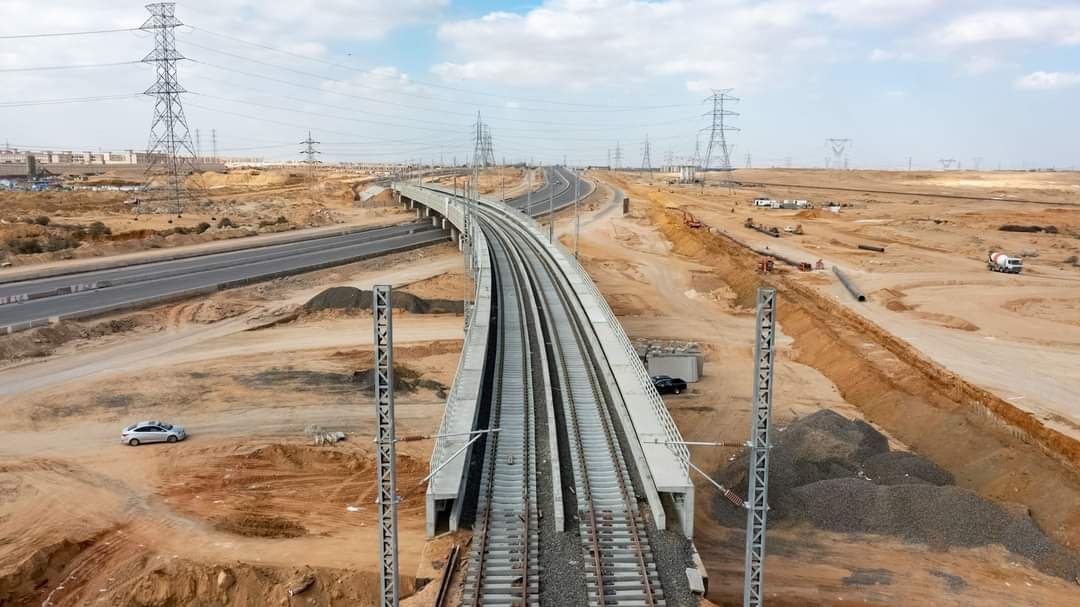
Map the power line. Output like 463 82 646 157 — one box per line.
181 39 690 115
0 27 141 39
0 93 144 107
185 25 698 111
187 60 698 133
0 60 142 73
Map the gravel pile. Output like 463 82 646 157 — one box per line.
712 409 1080 581
303 286 463 314
862 451 953 486
784 479 1080 580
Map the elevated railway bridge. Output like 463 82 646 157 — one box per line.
393 167 699 605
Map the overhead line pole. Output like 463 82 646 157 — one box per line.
548 167 554 242
373 284 400 607
743 287 777 607
574 167 580 259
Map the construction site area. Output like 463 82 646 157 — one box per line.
1 163 1078 606
3 2 1080 606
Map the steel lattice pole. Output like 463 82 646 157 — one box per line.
743 287 776 607
373 285 400 607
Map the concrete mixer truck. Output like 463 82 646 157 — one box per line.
987 251 1023 274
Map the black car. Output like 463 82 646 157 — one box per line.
652 375 687 395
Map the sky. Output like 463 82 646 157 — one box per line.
1 0 1078 169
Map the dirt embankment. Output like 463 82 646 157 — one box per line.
2 534 407 606
622 177 1080 549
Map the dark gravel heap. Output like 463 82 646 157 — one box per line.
785 480 1079 580
712 409 1080 581
303 286 464 314
862 451 953 486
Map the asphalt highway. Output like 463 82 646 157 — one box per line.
509 166 591 217
0 221 446 330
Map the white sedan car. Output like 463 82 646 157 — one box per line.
121 421 186 446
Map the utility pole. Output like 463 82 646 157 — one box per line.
702 89 739 171
373 284 400 607
300 131 321 192
743 287 777 607
548 167 554 242
141 1 196 216
825 139 852 171
527 167 532 213
573 167 580 259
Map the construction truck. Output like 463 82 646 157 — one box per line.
987 251 1023 274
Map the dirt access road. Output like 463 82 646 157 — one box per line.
0 244 466 605
562 172 1080 605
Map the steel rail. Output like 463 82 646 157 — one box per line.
462 220 540 607
484 207 663 606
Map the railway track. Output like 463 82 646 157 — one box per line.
461 223 541 606
463 205 665 606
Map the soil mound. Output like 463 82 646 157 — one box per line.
303 286 463 315
211 513 307 538
713 409 1080 581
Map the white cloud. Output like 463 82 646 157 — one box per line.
819 0 941 26
869 48 897 62
937 8 1080 47
434 1 838 90
1014 71 1080 90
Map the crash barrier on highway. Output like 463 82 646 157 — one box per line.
396 181 694 537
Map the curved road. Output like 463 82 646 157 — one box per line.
509 166 591 217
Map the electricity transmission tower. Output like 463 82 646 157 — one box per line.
702 89 739 171
614 141 623 169
825 138 851 170
211 129 218 163
300 131 321 190
141 2 197 216
194 129 201 162
745 153 752 169
472 112 495 168
641 134 652 170
972 156 983 171
939 158 956 170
